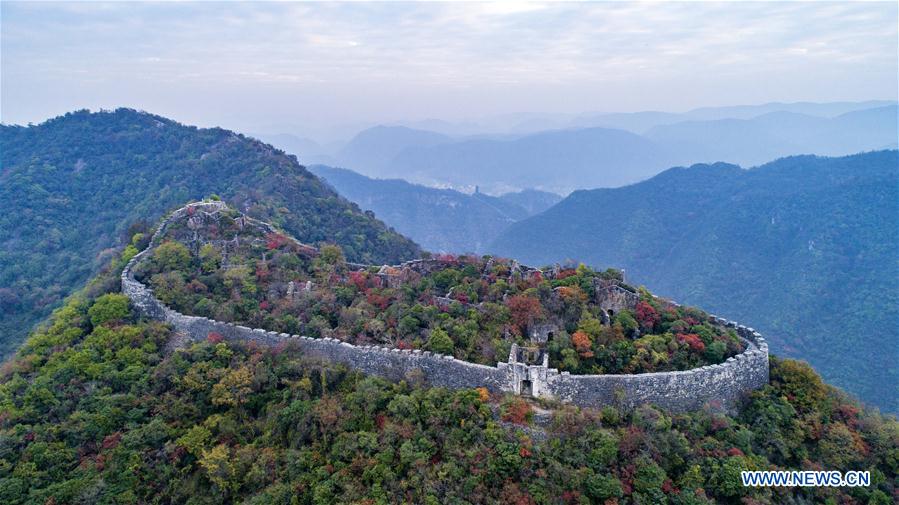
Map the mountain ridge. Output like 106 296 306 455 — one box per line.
309 164 560 253
0 108 421 357
488 151 899 412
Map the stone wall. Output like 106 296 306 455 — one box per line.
122 201 769 413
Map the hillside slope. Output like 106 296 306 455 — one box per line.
1 244 896 504
309 165 557 253
490 151 899 412
0 109 420 357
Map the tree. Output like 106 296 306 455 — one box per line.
770 358 827 413
87 293 130 326
318 244 345 266
427 327 454 355
633 457 667 502
635 301 660 332
153 241 191 272
211 366 254 409
199 443 235 490
571 331 594 358
506 295 542 333
198 243 221 273
585 472 622 501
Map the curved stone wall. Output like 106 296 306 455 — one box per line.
122 202 769 413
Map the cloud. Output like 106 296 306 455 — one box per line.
1 1 896 130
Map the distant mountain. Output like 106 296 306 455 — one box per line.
646 105 898 166
0 109 420 357
569 100 897 133
337 125 453 177
568 111 687 134
387 127 672 193
684 100 897 121
490 151 899 412
310 165 559 253
497 189 564 216
336 104 896 194
250 132 326 158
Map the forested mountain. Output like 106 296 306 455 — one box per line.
0 109 420 358
309 165 559 253
1 223 896 505
490 151 899 412
497 189 564 216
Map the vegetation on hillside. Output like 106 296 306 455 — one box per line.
490 151 899 412
309 165 561 254
134 205 744 374
0 246 896 504
0 109 420 357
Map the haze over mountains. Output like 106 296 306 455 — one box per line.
275 101 897 194
309 165 561 253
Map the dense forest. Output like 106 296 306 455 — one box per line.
0 242 896 504
490 151 899 412
0 109 421 358
134 204 744 374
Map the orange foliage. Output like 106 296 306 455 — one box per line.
677 333 705 352
506 295 543 332
557 285 587 302
571 330 594 358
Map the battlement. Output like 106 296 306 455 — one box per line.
122 201 769 414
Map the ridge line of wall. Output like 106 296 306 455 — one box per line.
121 201 769 413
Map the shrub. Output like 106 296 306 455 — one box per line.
88 293 130 326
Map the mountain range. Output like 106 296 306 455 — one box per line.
320 103 896 193
2 114 896 501
0 109 420 358
489 151 898 412
308 165 561 253
301 151 898 411
2 108 896 413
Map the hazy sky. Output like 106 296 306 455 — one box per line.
2 1 897 138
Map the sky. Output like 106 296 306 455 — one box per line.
2 1 897 140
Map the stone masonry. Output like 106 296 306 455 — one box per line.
122 202 770 413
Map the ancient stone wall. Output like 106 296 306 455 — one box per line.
122 202 769 413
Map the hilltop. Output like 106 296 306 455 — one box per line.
0 109 421 357
130 201 749 377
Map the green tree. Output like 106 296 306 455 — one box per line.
585 472 623 501
87 293 130 326
427 328 454 355
153 241 191 272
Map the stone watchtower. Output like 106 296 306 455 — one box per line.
506 343 559 397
